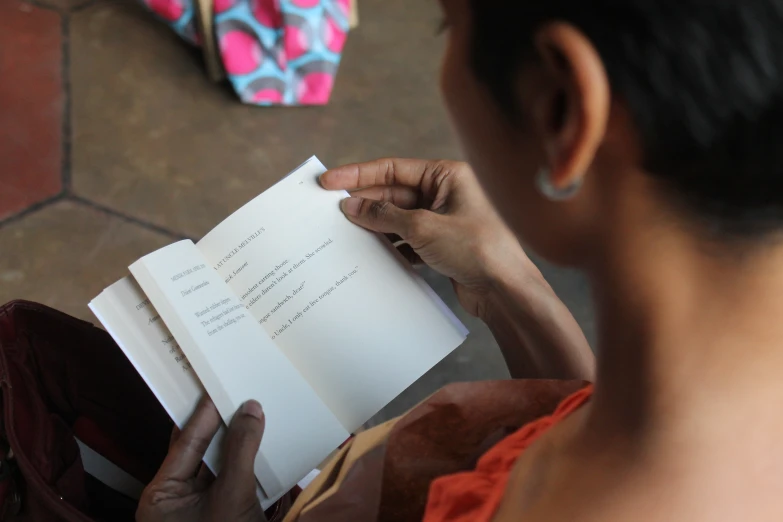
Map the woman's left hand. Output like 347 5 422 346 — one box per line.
136 397 267 522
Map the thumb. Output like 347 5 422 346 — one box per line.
216 400 265 495
340 197 414 237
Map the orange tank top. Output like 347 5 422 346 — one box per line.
422 385 594 522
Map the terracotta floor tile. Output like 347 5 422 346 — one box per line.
70 0 460 238
0 200 174 322
0 1 63 221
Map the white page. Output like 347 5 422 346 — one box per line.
88 278 278 508
129 241 348 498
197 157 468 432
76 438 145 499
89 278 222 462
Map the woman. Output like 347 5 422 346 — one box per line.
137 0 783 520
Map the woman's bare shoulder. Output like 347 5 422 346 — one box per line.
490 405 780 522
489 407 669 522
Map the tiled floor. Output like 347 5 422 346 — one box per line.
0 0 594 422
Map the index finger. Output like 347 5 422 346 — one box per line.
319 158 436 191
156 395 222 481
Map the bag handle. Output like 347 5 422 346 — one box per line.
193 0 225 82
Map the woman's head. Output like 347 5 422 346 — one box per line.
439 0 783 265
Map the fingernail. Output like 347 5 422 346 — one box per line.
317 172 328 187
341 197 362 217
239 400 264 420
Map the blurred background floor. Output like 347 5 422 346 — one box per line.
0 0 594 422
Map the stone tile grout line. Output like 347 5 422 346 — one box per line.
68 195 192 241
71 0 103 14
22 0 102 14
0 0 191 241
0 192 190 240
22 0 63 13
0 195 67 229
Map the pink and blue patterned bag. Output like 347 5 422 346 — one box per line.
141 0 351 106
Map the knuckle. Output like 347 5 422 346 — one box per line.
431 161 457 185
367 200 393 221
181 434 211 456
378 158 397 186
142 481 189 506
146 487 170 505
425 160 448 178
421 160 459 195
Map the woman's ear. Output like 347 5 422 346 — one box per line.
528 22 610 190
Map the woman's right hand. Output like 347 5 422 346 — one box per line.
319 158 543 319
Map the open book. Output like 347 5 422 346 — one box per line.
89 157 468 506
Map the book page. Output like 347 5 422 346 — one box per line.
130 241 349 498
197 157 468 432
89 278 278 508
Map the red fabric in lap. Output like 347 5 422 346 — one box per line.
423 385 594 522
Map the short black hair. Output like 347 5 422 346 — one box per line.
469 1 783 237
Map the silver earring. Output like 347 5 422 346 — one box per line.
536 167 582 201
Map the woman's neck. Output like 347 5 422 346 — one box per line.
585 217 783 451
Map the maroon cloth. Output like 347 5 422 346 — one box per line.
0 300 174 521
0 300 294 521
